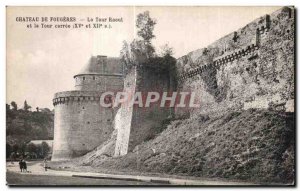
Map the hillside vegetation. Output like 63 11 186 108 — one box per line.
6 105 54 157
74 109 294 184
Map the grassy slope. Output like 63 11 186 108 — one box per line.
72 109 295 184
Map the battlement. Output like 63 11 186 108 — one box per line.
177 7 294 82
73 73 123 78
178 43 260 81
52 6 294 161
175 6 294 116
52 91 103 106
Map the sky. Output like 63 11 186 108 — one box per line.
6 6 280 109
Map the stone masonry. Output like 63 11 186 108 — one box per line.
52 55 123 161
52 7 295 160
114 6 295 156
176 6 294 116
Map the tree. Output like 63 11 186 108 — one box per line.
11 101 17 110
39 142 50 158
120 40 131 70
6 104 10 111
24 100 31 111
26 143 37 153
120 11 157 70
120 40 149 71
12 144 19 153
136 11 157 43
6 103 15 119
20 142 27 155
135 11 157 58
42 108 51 113
6 144 11 158
159 43 174 57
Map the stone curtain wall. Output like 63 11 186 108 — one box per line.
114 65 176 156
54 7 294 160
114 68 137 156
176 7 294 116
127 66 174 152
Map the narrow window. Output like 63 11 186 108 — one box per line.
83 77 85 80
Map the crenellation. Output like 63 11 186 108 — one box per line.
52 55 124 161
49 6 295 164
178 41 260 82
52 94 104 106
176 6 294 114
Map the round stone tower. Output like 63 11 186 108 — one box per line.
52 55 123 161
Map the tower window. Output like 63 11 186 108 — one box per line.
93 76 96 80
83 77 85 80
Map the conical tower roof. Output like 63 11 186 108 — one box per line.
78 55 107 75
74 55 123 78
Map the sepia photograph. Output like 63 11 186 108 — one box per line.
6 5 295 186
